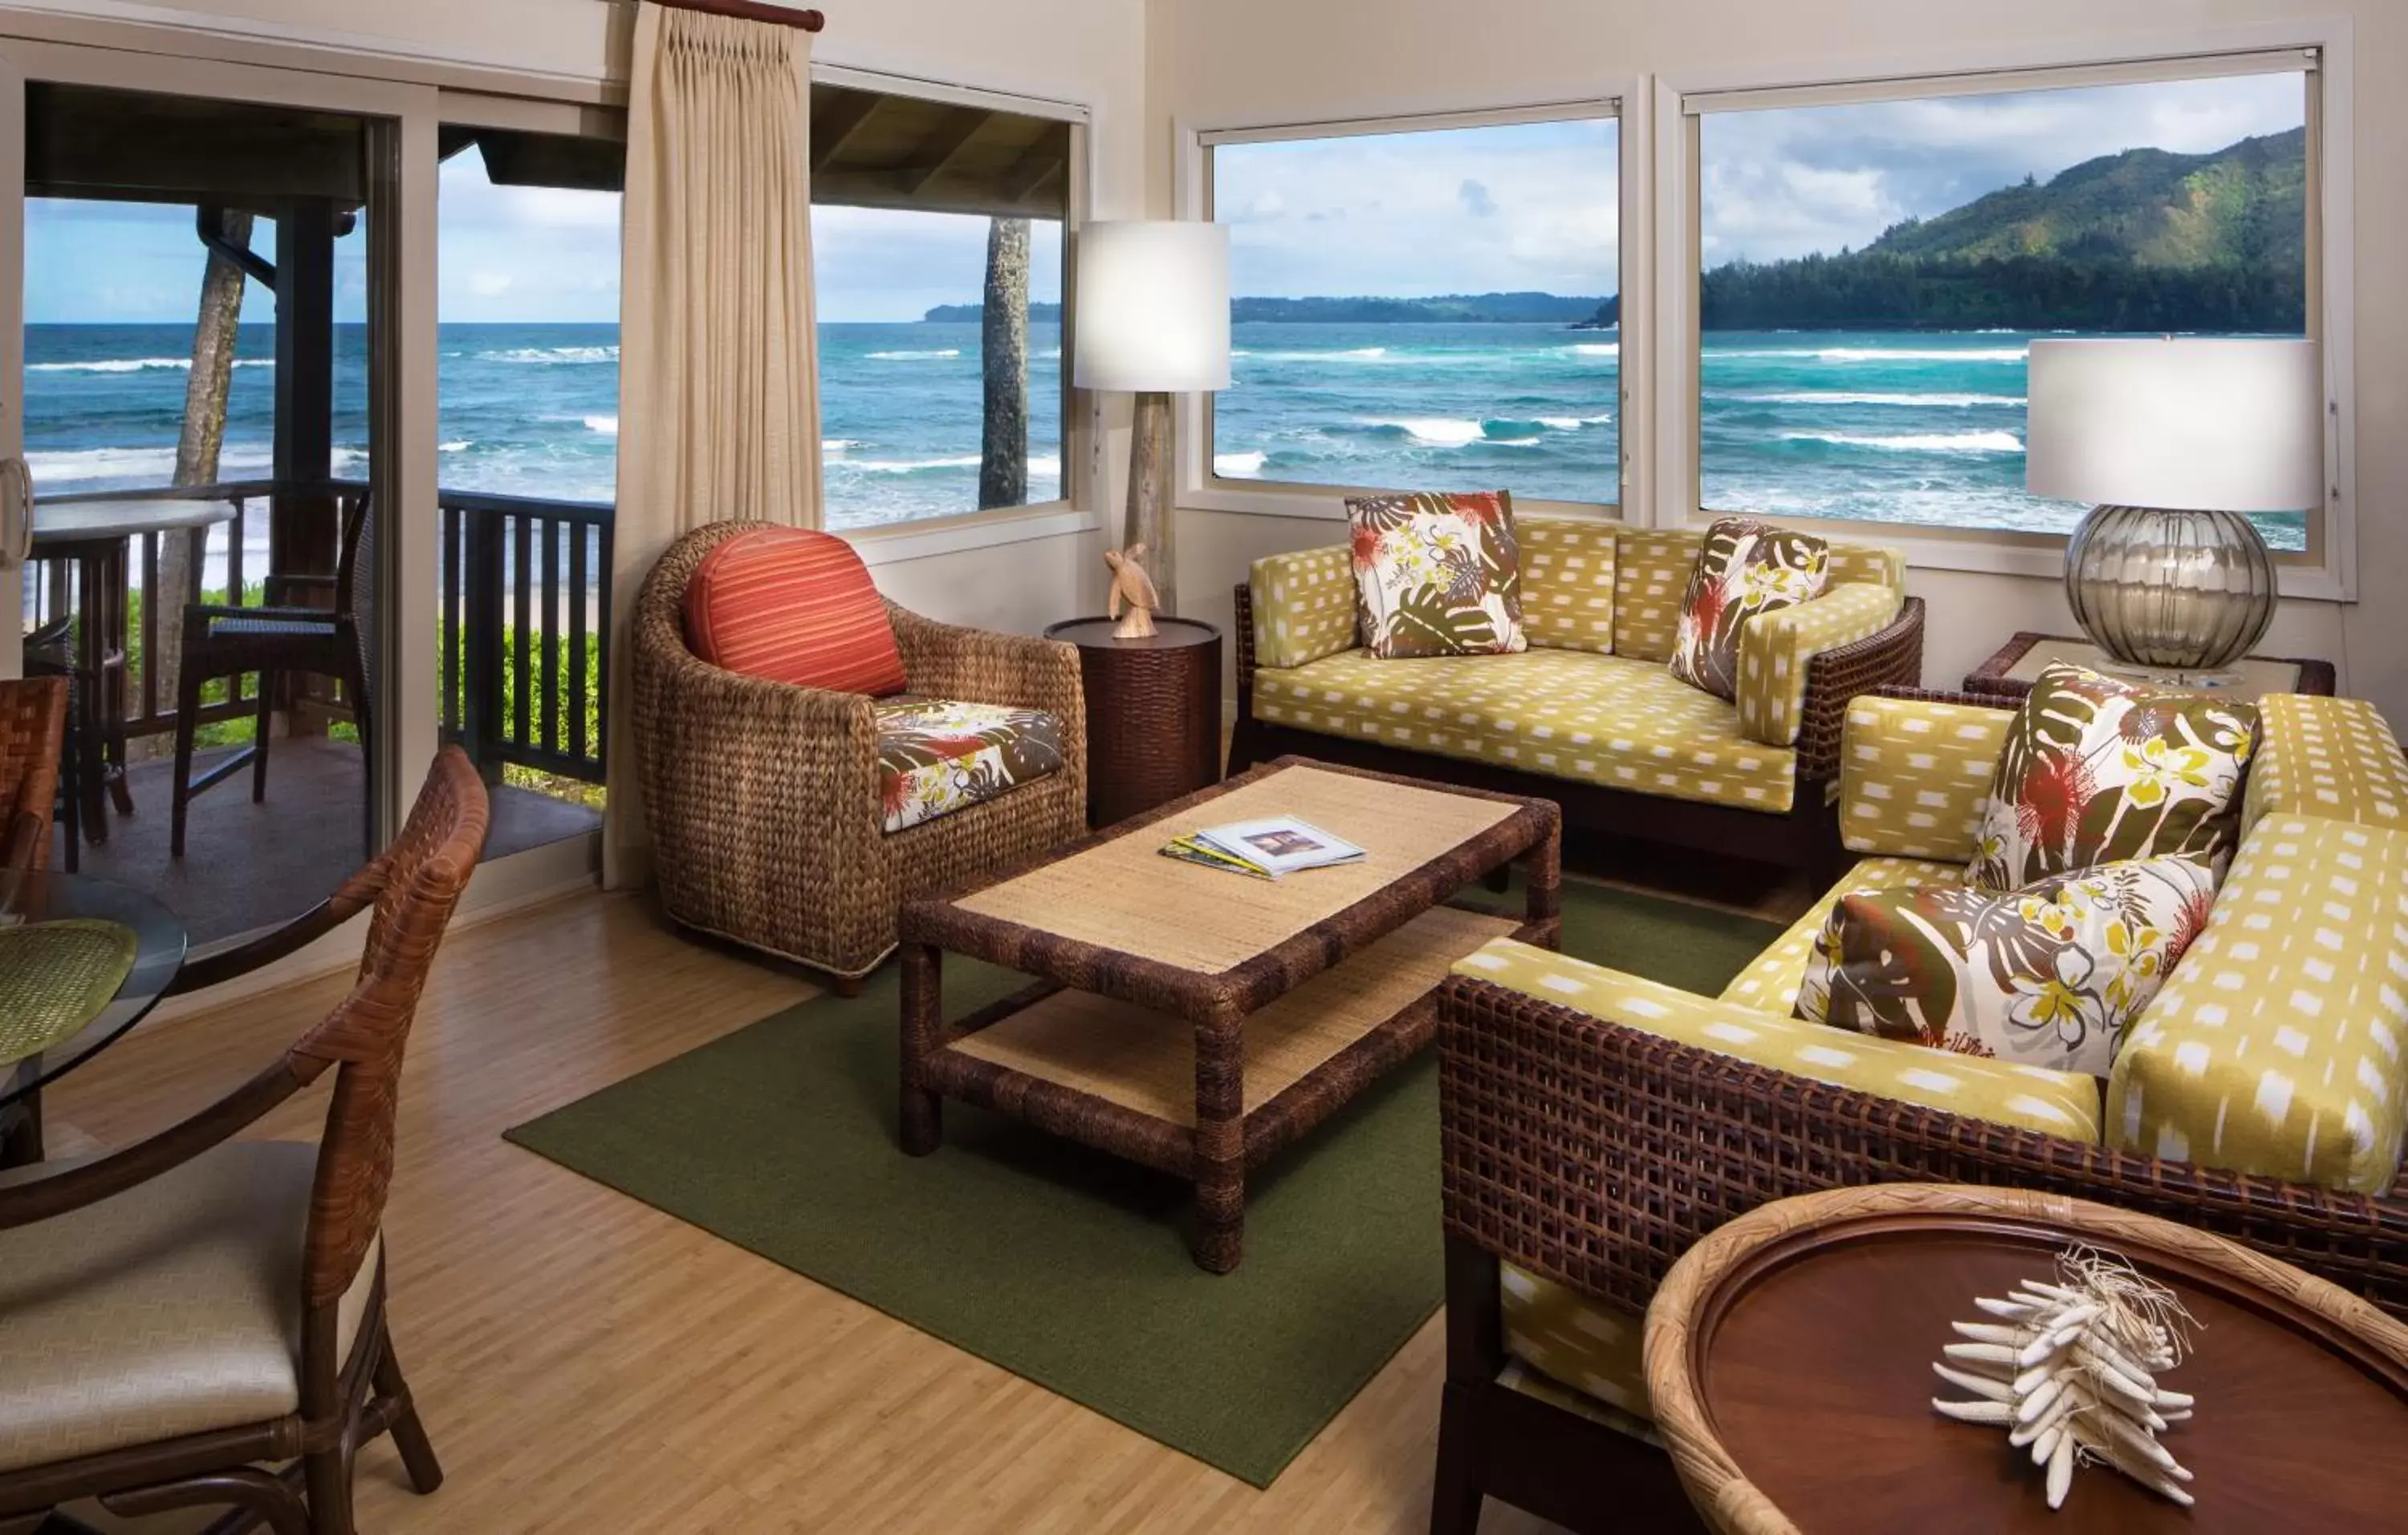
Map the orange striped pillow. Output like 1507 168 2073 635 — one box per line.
683 527 909 697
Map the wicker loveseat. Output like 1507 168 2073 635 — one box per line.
1429 688 2408 1534
632 521 1088 991
1230 519 1923 874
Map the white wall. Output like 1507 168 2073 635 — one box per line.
1148 0 2404 722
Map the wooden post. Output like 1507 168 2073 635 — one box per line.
271 200 338 739
1124 390 1174 613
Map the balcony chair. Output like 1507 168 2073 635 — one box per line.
0 746 488 1535
0 676 67 872
632 520 1088 992
172 495 373 858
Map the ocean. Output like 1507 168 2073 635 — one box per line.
21 319 2307 563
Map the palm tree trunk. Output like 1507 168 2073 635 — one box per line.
159 207 255 720
978 217 1030 511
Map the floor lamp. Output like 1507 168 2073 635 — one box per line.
1072 221 1231 613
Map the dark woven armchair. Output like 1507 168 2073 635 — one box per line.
0 677 67 872
630 521 1088 991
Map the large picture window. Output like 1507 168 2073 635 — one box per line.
1206 110 1621 508
1691 62 2316 550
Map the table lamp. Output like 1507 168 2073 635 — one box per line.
2024 336 2322 682
1072 220 1231 614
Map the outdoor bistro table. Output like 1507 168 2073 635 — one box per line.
29 497 238 839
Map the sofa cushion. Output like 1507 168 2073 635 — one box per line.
1344 489 1527 658
1251 648 1799 813
1720 854 1962 1016
1517 517 1618 653
1501 1263 1653 1427
1969 663 2256 891
1610 531 1700 662
1734 582 1903 747
1670 517 1830 701
874 698 1064 834
1798 853 2220 1077
2243 694 2408 836
683 527 908 697
1840 695 2013 863
2109 812 2408 1194
1247 544 1359 671
1456 938 2103 1138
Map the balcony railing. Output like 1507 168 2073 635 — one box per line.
23 476 612 792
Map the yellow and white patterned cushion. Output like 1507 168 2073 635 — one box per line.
1827 543 1906 590
1719 854 1962 1015
1734 583 1905 747
1247 545 1357 670
1500 1263 1653 1427
1839 695 2014 862
1251 648 1798 812
2109 812 2408 1194
2244 694 2408 836
1517 517 1618 653
1609 531 1700 662
1455 938 2104 1138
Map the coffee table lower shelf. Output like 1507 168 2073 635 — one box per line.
901 903 1551 1270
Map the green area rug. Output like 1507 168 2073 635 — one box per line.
503 879 1780 1485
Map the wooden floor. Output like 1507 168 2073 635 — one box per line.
47 845 1810 1534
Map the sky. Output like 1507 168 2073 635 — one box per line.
18 71 2307 324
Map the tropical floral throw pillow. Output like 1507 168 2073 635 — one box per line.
1344 489 1527 659
1668 517 1829 700
1796 852 2220 1078
1968 663 2259 892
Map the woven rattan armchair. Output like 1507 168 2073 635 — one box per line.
0 747 487 1535
632 521 1088 991
0 677 67 872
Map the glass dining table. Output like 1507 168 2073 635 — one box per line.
0 869 189 1167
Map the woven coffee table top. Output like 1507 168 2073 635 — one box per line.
950 761 1521 975
0 918 138 1068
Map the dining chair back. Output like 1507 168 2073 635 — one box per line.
0 676 67 872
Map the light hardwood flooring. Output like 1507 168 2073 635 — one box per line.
46 888 1633 1535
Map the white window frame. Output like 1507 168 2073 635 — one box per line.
811 63 1101 554
1653 21 2356 601
1175 93 1641 523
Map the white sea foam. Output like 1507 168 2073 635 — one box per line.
1537 413 1613 430
489 345 618 364
848 454 983 473
1367 417 1484 447
27 442 277 487
1564 343 1619 358
1782 429 2024 453
1731 391 2026 408
439 440 470 453
584 415 619 436
1236 347 1392 363
27 357 273 373
865 348 962 360
1214 451 1267 477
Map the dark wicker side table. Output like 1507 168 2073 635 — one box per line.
1043 616 1222 830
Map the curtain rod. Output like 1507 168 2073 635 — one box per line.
645 0 825 31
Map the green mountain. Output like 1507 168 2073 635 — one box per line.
1692 128 2308 332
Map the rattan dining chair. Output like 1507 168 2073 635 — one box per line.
171 494 374 858
0 676 67 873
0 746 487 1535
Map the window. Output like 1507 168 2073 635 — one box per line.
1205 110 1621 508
1689 60 2318 551
808 85 1076 529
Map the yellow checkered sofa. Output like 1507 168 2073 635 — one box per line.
1230 519 1923 877
1429 687 2408 1533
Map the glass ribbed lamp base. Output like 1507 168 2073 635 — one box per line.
2064 504 2277 674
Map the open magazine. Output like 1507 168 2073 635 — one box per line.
1158 816 1366 881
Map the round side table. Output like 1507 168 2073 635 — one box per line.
1043 616 1222 829
1642 1183 2408 1534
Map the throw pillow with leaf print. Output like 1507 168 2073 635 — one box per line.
1968 663 2258 892
1668 515 1829 701
1343 489 1528 659
1796 852 2219 1078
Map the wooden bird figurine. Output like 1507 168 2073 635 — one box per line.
1104 544 1161 639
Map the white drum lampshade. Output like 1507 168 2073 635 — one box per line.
2025 337 2323 675
1072 221 1232 393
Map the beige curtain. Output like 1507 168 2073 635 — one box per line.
604 2 822 888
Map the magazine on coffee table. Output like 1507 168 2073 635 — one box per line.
1190 816 1366 879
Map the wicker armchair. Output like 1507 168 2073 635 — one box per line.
0 677 67 872
632 521 1088 991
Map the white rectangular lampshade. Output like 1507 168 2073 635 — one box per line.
2025 337 2323 512
1072 221 1232 393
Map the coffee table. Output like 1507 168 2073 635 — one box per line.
1644 1183 2408 1533
897 755 1561 1272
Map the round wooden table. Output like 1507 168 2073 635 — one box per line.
1042 616 1222 829
1643 1184 2408 1534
